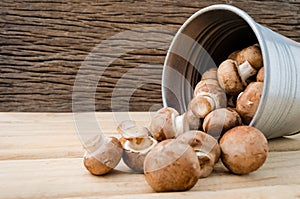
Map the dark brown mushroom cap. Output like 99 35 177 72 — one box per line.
220 126 268 175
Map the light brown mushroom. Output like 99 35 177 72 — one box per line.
219 126 268 175
217 59 244 96
236 82 263 124
117 120 158 173
144 139 200 192
188 95 215 119
117 120 149 139
120 137 158 173
201 67 218 81
194 79 223 98
236 44 263 70
176 131 220 178
149 107 189 141
192 80 227 118
83 135 123 175
203 108 242 140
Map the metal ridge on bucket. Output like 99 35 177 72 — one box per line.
162 4 300 139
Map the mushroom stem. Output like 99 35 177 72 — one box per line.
174 114 189 137
237 60 257 86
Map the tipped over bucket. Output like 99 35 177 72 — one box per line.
162 4 300 139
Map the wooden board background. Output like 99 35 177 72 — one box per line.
1 0 299 112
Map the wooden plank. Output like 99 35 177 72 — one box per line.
0 151 299 199
0 112 300 160
94 185 300 199
0 0 299 112
0 112 300 198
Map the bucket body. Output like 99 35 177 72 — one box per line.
162 4 300 139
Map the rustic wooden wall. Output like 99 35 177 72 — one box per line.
1 0 299 112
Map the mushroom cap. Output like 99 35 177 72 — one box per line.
117 120 149 139
83 136 123 175
84 153 113 175
203 108 242 140
149 107 185 141
217 59 244 96
184 110 201 130
144 139 200 192
227 50 240 61
256 67 264 82
176 130 220 178
236 44 263 70
236 82 263 124
121 137 158 173
193 79 221 97
220 126 268 175
188 95 215 119
193 81 227 110
201 67 218 81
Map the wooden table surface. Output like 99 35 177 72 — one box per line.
1 112 300 198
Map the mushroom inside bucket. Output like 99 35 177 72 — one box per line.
162 4 300 138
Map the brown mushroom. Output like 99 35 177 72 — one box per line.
201 67 218 81
83 135 123 175
193 80 227 118
188 95 215 119
202 108 242 140
176 131 220 178
236 82 263 124
217 59 244 96
194 79 224 99
117 120 158 173
219 126 268 175
144 139 200 192
149 107 189 141
120 137 158 173
236 44 263 70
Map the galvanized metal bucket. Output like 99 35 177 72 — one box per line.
162 4 300 139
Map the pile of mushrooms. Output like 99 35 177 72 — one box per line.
82 44 269 192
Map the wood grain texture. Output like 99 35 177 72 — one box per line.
0 112 300 198
1 0 299 112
